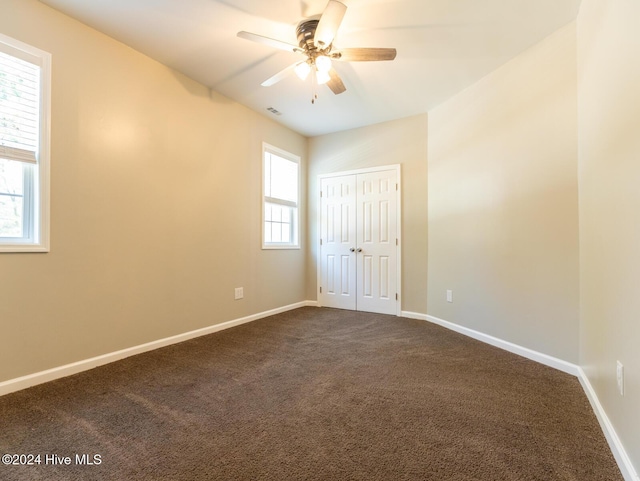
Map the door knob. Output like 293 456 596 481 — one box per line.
357 248 362 253
350 247 355 252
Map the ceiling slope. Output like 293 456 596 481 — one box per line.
39 0 581 136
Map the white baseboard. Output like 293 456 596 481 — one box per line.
401 311 579 375
0 300 318 397
578 369 639 481
401 310 637 481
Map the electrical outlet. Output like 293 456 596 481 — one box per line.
234 287 244 300
446 290 453 303
616 361 624 396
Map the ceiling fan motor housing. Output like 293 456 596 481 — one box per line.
296 17 320 51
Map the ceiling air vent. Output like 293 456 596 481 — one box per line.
266 107 282 116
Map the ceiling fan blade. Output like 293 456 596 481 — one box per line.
333 48 397 62
314 0 347 48
326 68 346 95
261 62 303 87
237 31 304 54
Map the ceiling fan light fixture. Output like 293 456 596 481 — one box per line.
315 55 332 73
316 69 331 85
294 61 311 80
238 0 396 99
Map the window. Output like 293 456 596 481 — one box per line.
0 33 50 252
263 143 299 249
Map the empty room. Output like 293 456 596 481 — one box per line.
0 0 638 479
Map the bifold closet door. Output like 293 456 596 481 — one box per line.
320 169 398 315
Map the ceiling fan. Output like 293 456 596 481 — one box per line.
237 0 397 103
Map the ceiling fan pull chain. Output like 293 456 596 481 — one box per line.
311 69 317 104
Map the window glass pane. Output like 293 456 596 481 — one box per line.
0 158 23 194
272 222 282 243
271 203 282 223
269 154 298 203
0 51 40 154
264 204 272 222
264 152 271 198
264 221 272 243
0 195 23 237
0 158 23 237
281 223 290 243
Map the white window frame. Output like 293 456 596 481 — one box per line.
0 33 51 253
262 142 300 250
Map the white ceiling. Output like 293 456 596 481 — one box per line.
39 0 581 137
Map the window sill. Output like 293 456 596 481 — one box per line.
262 244 301 250
0 242 50 253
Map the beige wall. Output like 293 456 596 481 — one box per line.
0 0 307 382
427 23 580 362
307 115 428 314
578 0 640 472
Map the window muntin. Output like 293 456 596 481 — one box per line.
263 144 299 249
0 33 50 252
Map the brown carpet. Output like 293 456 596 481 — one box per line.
0 307 623 480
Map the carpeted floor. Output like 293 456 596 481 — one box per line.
0 307 624 480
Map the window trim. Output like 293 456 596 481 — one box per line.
262 142 300 250
0 33 51 253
